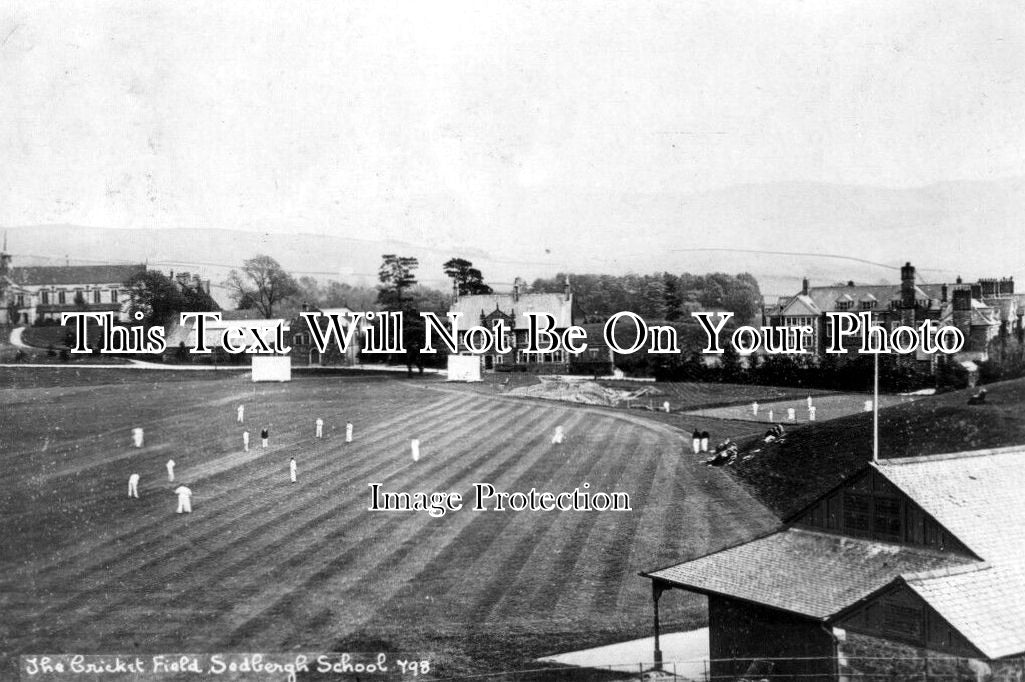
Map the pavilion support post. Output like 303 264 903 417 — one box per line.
652 580 667 669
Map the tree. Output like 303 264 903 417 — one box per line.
377 254 419 312
443 257 493 296
225 255 299 318
663 273 682 321
125 270 187 327
408 284 451 315
180 283 218 315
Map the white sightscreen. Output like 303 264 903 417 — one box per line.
251 355 292 382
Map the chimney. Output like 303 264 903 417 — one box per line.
801 278 809 296
847 280 855 287
564 276 571 301
952 288 972 340
0 232 10 277
900 262 916 306
941 283 948 303
513 281 520 303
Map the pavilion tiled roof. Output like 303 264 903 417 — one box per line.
647 446 1025 659
878 448 1025 658
645 528 969 619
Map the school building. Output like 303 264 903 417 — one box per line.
0 247 144 324
764 262 1023 368
446 279 581 373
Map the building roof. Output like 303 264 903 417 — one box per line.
645 528 969 620
804 284 925 313
164 316 286 350
877 449 1025 658
648 446 1025 660
448 292 574 331
766 280 1002 329
8 264 145 286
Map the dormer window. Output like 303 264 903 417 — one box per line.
836 295 854 311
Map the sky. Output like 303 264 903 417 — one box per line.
1 1 1023 270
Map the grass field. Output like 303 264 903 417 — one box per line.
727 377 1025 519
0 370 779 679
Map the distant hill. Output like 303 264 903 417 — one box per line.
728 378 1025 519
4 178 1022 306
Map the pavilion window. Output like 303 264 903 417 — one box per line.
843 492 872 536
873 496 902 540
883 603 923 641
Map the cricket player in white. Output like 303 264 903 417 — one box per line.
128 473 139 498
174 485 192 513
787 408 796 422
552 426 564 444
809 405 817 421
752 401 759 416
315 418 324 438
132 428 144 448
237 405 244 423
345 422 353 443
243 430 250 452
290 457 297 483
166 459 175 482
411 439 420 462
807 396 813 410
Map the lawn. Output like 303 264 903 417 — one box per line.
0 370 779 679
726 377 1025 519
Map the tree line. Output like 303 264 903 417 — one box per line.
530 271 763 324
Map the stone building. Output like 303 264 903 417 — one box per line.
642 446 1025 680
446 279 579 373
763 263 1019 367
0 249 144 324
288 305 364 366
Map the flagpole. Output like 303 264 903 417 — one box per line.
873 350 879 464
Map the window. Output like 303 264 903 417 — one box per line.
883 603 923 640
836 300 853 311
843 492 872 535
110 289 119 303
41 291 49 305
93 290 101 303
873 496 902 539
58 290 66 304
861 300 876 310
16 294 24 307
